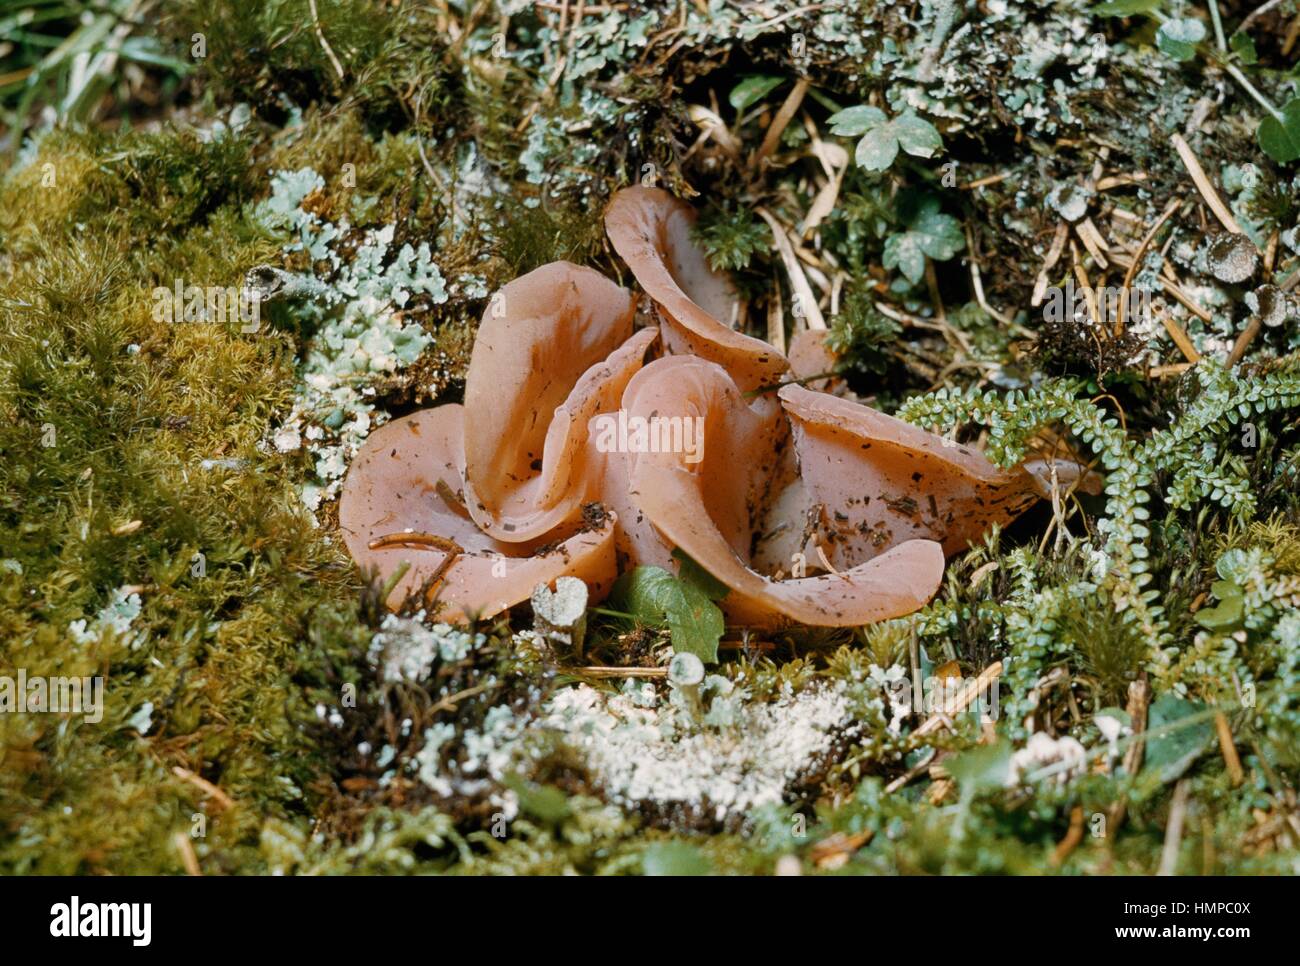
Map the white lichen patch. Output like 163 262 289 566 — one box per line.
410 706 524 822
369 613 485 684
540 678 862 823
69 585 144 649
1006 731 1087 786
254 168 448 515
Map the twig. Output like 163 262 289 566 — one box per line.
1031 222 1070 306
1110 252 1213 321
914 662 1003 737
756 207 826 330
1051 805 1086 867
1107 677 1149 832
172 765 235 811
967 245 1014 326
961 172 1011 190
766 269 786 354
1207 0 1228 52
1157 779 1191 876
308 0 346 82
368 532 463 553
1227 316 1263 366
576 666 667 678
1285 13 1300 56
1214 711 1245 786
173 832 201 876
748 3 830 31
428 681 493 714
924 260 947 324
885 749 938 793
1222 62 1286 123
1096 173 1148 191
814 541 843 576
1075 218 1110 269
1170 134 1246 237
1157 313 1203 364
1116 198 1181 336
535 1 628 11
751 78 809 170
1240 0 1284 32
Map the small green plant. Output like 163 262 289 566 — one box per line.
882 191 965 285
825 286 901 375
828 105 943 172
609 550 728 663
1092 1 1300 164
693 204 770 273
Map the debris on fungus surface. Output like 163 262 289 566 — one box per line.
340 188 1088 629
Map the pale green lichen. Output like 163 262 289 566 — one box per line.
254 168 447 513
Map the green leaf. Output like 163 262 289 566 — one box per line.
1144 697 1214 783
827 104 887 137
883 195 965 284
610 565 726 663
856 125 901 171
1230 31 1258 66
501 776 570 823
672 548 730 601
642 841 711 876
846 109 943 172
1194 580 1244 630
1156 18 1206 61
1091 0 1161 15
883 233 926 285
1258 98 1300 164
909 200 966 259
729 75 785 111
893 112 944 158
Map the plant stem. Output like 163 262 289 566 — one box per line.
590 606 639 620
1222 62 1285 122
1207 0 1228 53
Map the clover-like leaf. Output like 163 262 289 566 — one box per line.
1194 579 1244 630
883 195 965 284
1156 17 1206 62
1230 31 1258 65
892 112 944 158
1259 98 1300 164
835 108 943 172
827 104 887 137
1144 697 1214 783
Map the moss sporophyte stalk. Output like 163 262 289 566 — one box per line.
2 0 1300 877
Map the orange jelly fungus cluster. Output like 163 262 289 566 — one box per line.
339 187 1092 628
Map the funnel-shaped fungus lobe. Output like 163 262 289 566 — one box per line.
462 262 643 542
338 186 1086 628
605 186 788 392
621 356 945 627
778 385 1085 566
339 405 619 620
